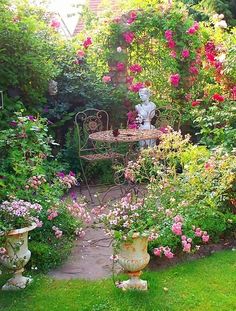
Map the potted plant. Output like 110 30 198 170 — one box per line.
0 199 42 290
98 193 159 291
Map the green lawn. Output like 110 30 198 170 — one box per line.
1 250 236 311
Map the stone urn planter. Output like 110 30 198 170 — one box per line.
117 235 150 291
0 223 36 290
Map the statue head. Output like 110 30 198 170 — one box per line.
138 88 151 102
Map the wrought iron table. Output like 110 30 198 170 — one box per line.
89 128 162 144
89 129 163 200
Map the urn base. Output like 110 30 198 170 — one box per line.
117 277 148 291
2 273 32 291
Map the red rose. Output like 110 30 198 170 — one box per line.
212 93 224 102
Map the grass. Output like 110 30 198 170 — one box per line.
0 250 236 311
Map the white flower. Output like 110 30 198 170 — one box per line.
215 20 227 29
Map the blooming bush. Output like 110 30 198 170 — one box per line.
122 130 236 256
0 200 42 232
0 113 88 272
98 193 159 250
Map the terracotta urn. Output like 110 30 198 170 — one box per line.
117 235 150 290
0 224 36 290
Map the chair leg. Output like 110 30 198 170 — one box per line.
79 159 94 203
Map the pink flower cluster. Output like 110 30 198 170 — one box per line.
127 11 137 24
195 228 209 243
122 31 135 44
25 175 46 190
52 226 63 239
129 64 142 73
0 200 42 229
83 37 92 49
47 209 58 221
75 227 86 238
116 62 125 72
50 18 60 29
186 22 199 35
165 30 176 50
181 235 192 253
57 171 77 188
182 49 190 58
170 73 180 87
172 215 183 235
99 193 156 241
102 75 111 83
67 201 91 224
129 82 145 92
154 246 174 259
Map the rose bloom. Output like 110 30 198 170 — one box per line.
170 73 180 87
102 75 111 83
50 18 60 29
165 30 173 41
129 82 145 92
116 62 125 72
83 37 92 49
191 100 201 107
168 40 176 49
212 93 224 102
182 49 190 58
129 64 142 73
122 31 135 44
170 50 176 58
77 50 85 58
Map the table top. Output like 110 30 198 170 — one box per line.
89 129 162 143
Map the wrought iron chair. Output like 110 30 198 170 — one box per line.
74 109 123 201
151 106 181 131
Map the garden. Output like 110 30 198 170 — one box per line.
0 0 236 310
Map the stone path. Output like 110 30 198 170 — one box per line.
48 185 125 280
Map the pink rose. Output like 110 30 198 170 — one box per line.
202 233 209 243
187 27 196 35
126 76 134 84
77 50 85 59
182 49 190 58
129 64 142 73
165 251 174 259
50 18 60 29
165 30 173 41
170 50 177 58
183 243 191 253
116 62 125 72
153 248 162 257
195 228 203 237
168 40 176 49
102 75 111 83
189 66 199 75
129 82 145 92
83 37 92 49
122 31 135 44
172 223 182 236
127 11 137 24
170 74 180 87
205 162 214 170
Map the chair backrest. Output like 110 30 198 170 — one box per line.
74 109 109 155
150 106 181 131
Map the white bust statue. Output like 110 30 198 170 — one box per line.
135 88 156 147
